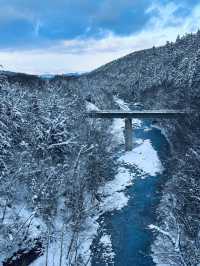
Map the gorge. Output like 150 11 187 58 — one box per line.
1 31 200 266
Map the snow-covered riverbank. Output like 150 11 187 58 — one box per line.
21 101 163 266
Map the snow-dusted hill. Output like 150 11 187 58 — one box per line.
79 32 200 266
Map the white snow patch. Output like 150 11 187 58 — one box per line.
114 96 130 111
98 161 136 213
77 215 100 263
99 233 115 264
30 214 99 266
101 190 129 212
150 193 182 266
135 138 143 145
148 224 175 243
0 204 46 264
99 167 134 197
111 118 141 144
110 118 124 143
30 242 62 266
120 139 163 176
100 234 111 245
16 207 46 238
86 101 99 111
111 96 142 144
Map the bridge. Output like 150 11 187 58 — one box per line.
87 110 186 151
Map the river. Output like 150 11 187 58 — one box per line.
91 120 170 266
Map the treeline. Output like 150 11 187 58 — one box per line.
0 74 116 264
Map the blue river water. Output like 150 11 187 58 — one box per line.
91 120 170 266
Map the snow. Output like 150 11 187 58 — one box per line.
30 215 99 266
77 216 99 260
120 139 163 176
95 98 163 264
111 118 141 144
101 190 130 212
111 96 142 144
100 234 112 248
30 242 60 266
86 101 100 111
47 138 76 149
99 233 115 264
29 98 164 266
114 96 130 111
148 224 176 244
111 118 124 143
100 167 133 197
97 98 163 264
149 191 185 266
99 130 163 216
17 207 46 238
0 204 46 264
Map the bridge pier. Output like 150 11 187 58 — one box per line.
87 109 186 151
125 118 133 151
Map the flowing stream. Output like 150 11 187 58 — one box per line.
91 120 170 266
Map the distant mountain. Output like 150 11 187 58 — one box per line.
39 72 82 80
0 71 82 80
39 74 55 79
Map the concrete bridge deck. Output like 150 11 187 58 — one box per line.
87 109 187 151
87 110 186 119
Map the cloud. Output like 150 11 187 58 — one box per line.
146 1 199 32
0 5 34 23
1 1 200 74
0 0 152 47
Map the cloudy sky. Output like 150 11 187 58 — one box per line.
0 0 200 74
